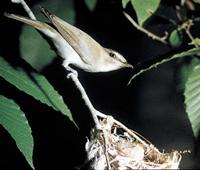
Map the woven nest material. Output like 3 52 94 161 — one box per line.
85 116 182 170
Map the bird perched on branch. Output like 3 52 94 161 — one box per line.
5 6 133 74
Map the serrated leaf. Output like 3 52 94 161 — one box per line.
84 0 97 11
20 0 75 71
177 59 200 91
184 60 200 137
131 0 160 26
0 95 34 169
0 57 74 122
169 29 183 48
122 0 130 8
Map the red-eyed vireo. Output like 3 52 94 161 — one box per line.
5 7 133 73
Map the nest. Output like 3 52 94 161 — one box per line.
85 115 182 170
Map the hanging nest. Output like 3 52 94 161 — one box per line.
85 115 182 170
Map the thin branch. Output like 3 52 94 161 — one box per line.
67 72 113 169
183 20 198 48
11 0 36 20
123 12 168 44
128 47 200 84
67 73 101 129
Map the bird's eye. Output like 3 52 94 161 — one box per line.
109 52 115 58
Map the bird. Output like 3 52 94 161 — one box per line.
5 6 133 74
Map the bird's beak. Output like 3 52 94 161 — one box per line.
125 63 134 69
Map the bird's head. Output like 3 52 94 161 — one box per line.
104 48 133 71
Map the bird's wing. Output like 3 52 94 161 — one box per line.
40 7 102 65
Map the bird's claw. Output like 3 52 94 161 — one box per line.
67 71 78 79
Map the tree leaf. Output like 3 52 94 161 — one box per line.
84 0 97 11
169 29 183 48
176 59 199 91
193 0 200 4
184 59 200 137
0 57 74 122
122 0 130 8
0 95 34 169
20 0 75 71
131 0 160 26
189 38 200 47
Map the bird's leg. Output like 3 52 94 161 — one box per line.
62 60 78 78
66 66 78 78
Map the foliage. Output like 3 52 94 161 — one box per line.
124 0 200 140
84 0 97 11
0 95 34 169
122 0 160 26
1 1 76 168
130 0 160 26
169 29 183 48
0 57 73 122
184 59 200 137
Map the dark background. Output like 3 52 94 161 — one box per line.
0 0 199 169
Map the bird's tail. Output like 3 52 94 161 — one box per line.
4 12 57 35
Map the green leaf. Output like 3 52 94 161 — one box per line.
131 0 160 26
0 95 34 169
0 57 74 122
169 29 183 48
20 0 75 71
122 0 130 8
189 38 200 47
184 59 200 137
84 0 97 11
177 59 199 91
193 0 200 4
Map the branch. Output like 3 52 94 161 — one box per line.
67 72 101 129
128 47 200 84
123 12 168 44
11 0 36 20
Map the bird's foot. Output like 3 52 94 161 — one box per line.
65 66 78 78
67 71 78 79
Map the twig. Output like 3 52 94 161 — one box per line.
128 47 200 84
67 73 112 168
123 12 168 44
67 73 101 129
175 5 196 47
11 0 36 20
183 20 198 48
